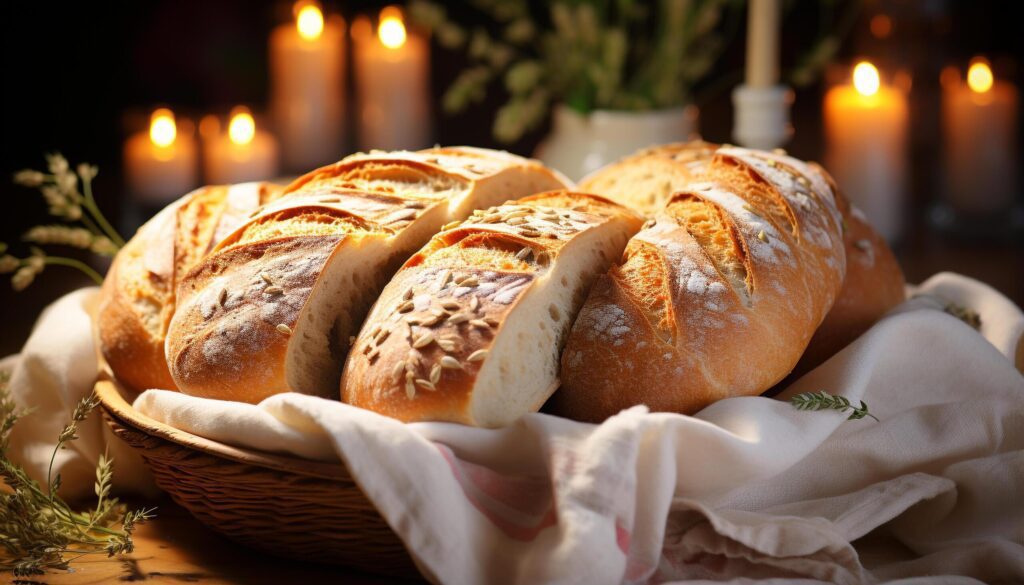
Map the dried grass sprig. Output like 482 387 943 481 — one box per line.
5 154 123 289
0 372 155 577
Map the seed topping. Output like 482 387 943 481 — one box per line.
440 356 462 369
412 332 435 349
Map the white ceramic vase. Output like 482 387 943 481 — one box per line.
533 104 699 182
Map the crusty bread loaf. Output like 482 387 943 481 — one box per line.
552 145 847 421
793 207 905 375
166 148 569 403
576 141 719 214
97 182 283 391
341 191 642 426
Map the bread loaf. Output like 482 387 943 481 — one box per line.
793 207 905 375
166 148 569 403
97 182 283 391
576 141 719 214
341 191 642 426
552 145 847 420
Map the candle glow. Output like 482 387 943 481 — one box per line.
127 108 197 202
967 60 994 94
943 56 1019 215
296 4 324 41
228 108 256 146
149 109 177 148
824 60 908 241
378 8 407 49
354 5 429 151
853 62 881 97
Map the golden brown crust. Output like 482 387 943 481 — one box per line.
167 235 345 402
793 209 905 375
96 254 178 391
342 191 642 425
553 145 847 421
96 183 283 391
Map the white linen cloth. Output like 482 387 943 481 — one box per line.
3 272 1023 584
2 288 158 497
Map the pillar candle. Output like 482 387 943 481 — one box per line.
204 108 280 185
824 62 908 242
269 2 346 171
123 108 198 204
745 0 780 88
353 7 430 151
942 58 1019 215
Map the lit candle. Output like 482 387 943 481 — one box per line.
204 107 280 184
824 61 908 242
353 7 430 151
123 108 199 204
269 1 346 171
942 58 1019 215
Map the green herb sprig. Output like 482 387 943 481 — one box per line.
2 154 124 290
0 371 155 577
790 390 878 421
943 302 981 330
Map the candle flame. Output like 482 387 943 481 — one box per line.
228 107 256 146
378 7 407 49
296 3 324 41
149 108 177 148
853 62 880 97
967 59 993 94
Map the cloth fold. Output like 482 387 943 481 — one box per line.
2 288 157 498
3 272 1023 584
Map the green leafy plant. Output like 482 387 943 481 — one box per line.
0 372 155 577
790 390 877 421
2 154 124 290
411 0 745 142
410 0 858 142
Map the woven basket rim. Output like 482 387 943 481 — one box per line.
95 375 350 481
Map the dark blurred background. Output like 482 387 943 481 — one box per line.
2 0 1021 355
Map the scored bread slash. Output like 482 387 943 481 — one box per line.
340 191 643 427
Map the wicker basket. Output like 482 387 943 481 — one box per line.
95 375 420 578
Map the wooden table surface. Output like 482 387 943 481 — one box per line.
24 496 427 585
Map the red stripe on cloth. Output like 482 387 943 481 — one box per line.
436 444 558 541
